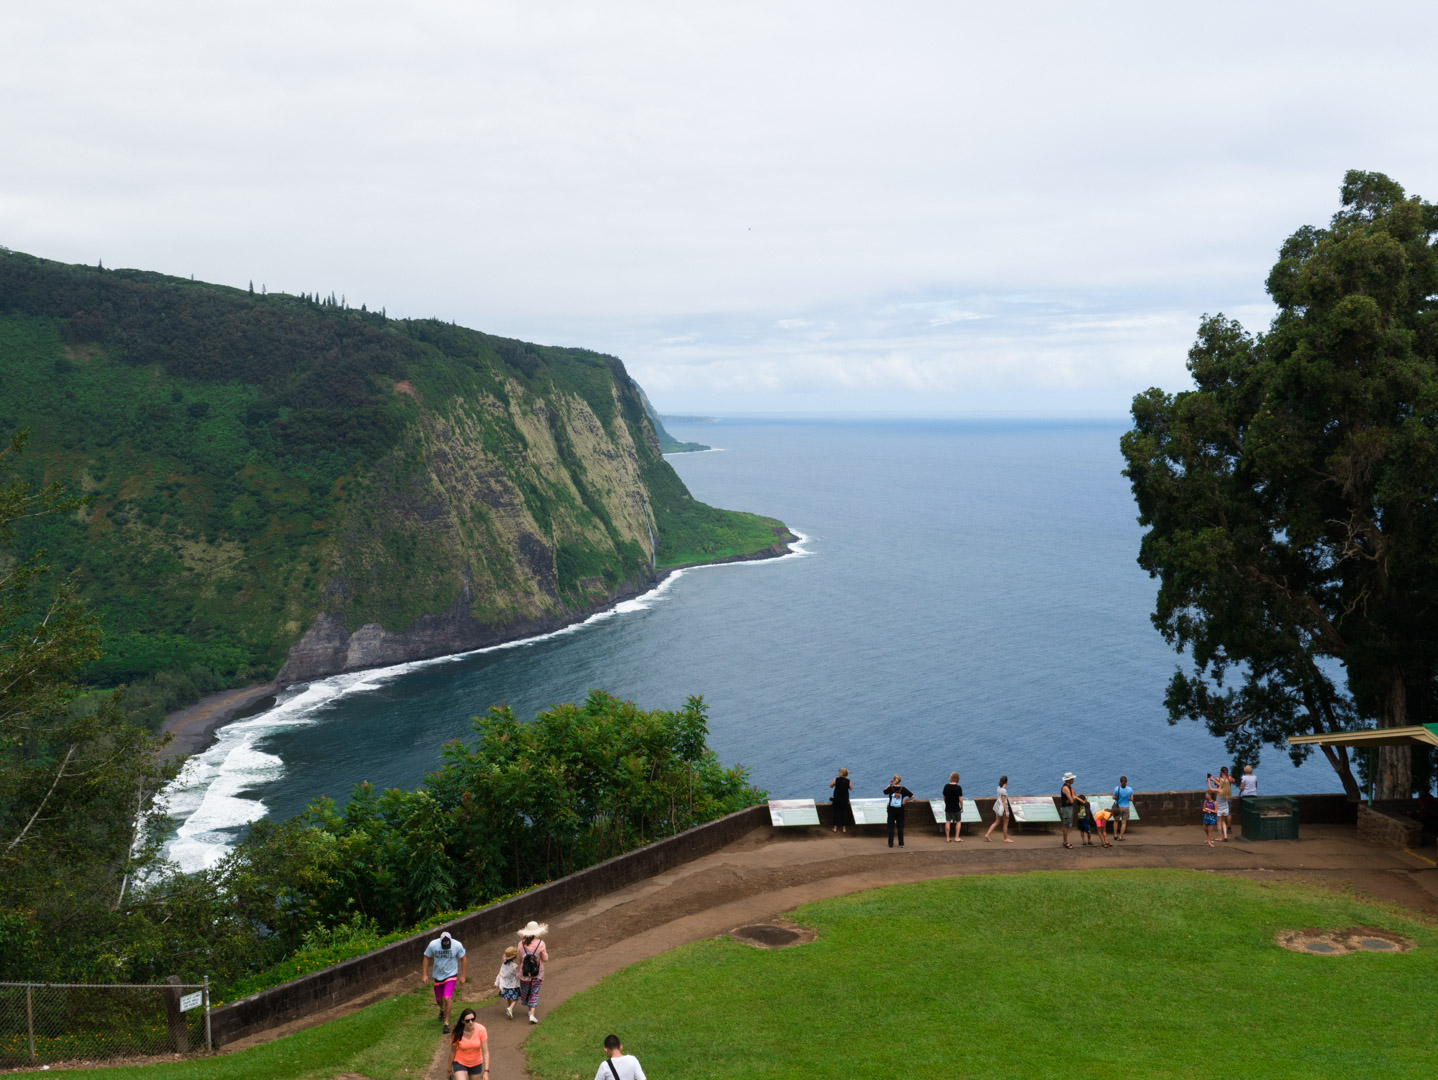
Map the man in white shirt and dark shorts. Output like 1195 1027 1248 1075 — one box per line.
596 1034 646 1080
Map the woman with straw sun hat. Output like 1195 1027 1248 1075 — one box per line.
516 920 550 1024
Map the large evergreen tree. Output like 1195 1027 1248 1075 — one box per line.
1122 171 1438 800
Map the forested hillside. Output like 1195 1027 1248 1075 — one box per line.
0 249 791 696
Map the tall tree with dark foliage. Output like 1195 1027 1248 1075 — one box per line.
1122 171 1438 800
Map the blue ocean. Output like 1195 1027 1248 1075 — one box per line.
161 419 1344 870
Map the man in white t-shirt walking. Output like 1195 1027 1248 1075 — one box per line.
421 931 466 1033
595 1034 646 1080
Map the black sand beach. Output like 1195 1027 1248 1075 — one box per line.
161 682 279 761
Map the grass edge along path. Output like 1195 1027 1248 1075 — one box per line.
44 988 441 1080
527 869 1438 1080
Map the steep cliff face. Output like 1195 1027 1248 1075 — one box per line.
277 372 670 682
0 250 791 688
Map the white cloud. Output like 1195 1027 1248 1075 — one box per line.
2 1 1433 415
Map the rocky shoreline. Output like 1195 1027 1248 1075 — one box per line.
162 531 797 759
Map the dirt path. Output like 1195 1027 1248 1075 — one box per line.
406 823 1437 1080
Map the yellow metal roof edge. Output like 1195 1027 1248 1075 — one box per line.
1288 725 1438 747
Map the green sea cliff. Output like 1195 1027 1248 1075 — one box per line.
0 249 792 689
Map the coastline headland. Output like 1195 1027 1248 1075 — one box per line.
162 529 800 760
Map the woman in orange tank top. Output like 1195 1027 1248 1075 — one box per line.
450 1008 489 1079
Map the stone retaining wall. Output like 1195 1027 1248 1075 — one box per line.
1356 802 1424 848
208 803 770 1047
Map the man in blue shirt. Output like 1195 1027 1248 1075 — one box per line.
1112 776 1135 841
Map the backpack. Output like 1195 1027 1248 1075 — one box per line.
521 944 540 978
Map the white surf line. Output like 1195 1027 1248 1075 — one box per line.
158 528 813 873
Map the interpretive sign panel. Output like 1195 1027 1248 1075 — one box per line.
928 798 981 823
849 798 891 825
1008 795 1060 823
1086 795 1139 820
768 799 820 826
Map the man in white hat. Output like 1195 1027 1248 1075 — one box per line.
1059 772 1080 850
421 931 467 1033
517 920 549 1023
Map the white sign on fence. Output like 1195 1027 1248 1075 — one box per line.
180 991 203 1012
848 798 891 825
1008 795 1060 823
767 799 820 826
928 798 982 823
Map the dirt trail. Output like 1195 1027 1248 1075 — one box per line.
402 823 1437 1080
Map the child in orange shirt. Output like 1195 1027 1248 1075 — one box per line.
1092 805 1114 848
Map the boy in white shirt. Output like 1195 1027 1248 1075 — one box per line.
595 1034 646 1080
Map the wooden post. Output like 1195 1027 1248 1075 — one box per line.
163 975 189 1053
26 985 35 1063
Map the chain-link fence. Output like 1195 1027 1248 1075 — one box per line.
0 979 210 1067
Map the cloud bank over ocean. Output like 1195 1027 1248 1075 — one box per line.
5 1 1435 415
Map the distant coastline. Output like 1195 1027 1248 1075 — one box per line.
161 530 798 761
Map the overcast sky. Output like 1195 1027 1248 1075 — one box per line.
4 2 1435 417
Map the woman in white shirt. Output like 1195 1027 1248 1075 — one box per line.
985 775 1013 843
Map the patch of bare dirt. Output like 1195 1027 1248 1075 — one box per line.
1276 926 1413 955
728 916 816 949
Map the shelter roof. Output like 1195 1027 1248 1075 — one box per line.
1287 724 1438 749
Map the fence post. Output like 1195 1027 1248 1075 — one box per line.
163 975 189 1053
26 984 35 1064
203 975 212 1052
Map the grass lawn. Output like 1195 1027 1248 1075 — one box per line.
54 986 447 1080
527 869 1438 1080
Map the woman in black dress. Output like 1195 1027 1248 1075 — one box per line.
829 767 854 833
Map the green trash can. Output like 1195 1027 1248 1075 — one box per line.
1241 796 1300 841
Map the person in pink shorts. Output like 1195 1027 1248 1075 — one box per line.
422 931 467 1033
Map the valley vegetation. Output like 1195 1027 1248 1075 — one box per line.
0 248 788 709
0 445 760 992
0 252 776 997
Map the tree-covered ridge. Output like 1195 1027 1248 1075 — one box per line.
0 249 788 693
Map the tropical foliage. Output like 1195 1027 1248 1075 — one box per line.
1122 171 1438 797
0 449 760 993
0 249 788 697
0 431 177 977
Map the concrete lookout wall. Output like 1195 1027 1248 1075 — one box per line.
806 790 1359 832
208 789 1364 1045
208 803 769 1047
